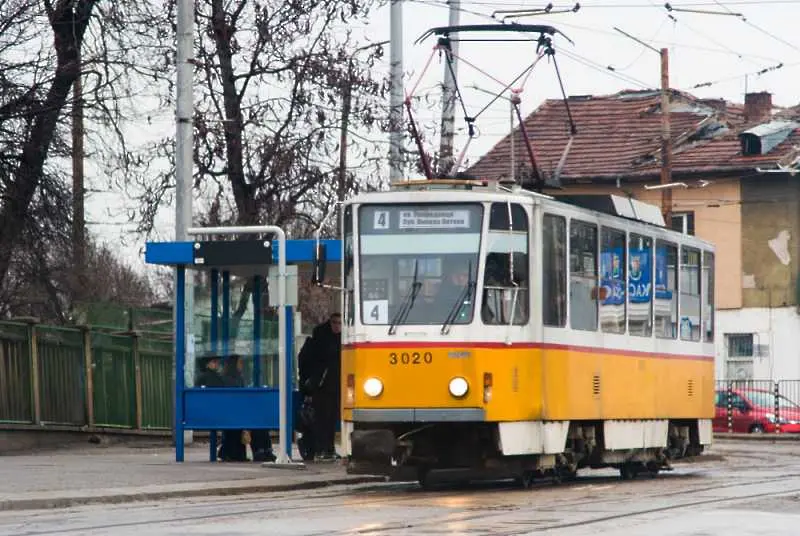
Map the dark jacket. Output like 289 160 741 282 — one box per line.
195 357 225 388
298 320 341 398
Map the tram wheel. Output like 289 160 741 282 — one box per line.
417 467 434 491
619 463 638 481
645 461 661 477
519 471 536 489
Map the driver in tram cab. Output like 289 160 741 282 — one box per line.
434 264 473 321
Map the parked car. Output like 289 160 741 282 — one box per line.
713 388 800 434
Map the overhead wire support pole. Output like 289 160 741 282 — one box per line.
389 0 404 181
613 27 672 222
660 47 673 223
175 0 195 447
438 0 461 176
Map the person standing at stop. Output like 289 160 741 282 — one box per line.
298 312 342 461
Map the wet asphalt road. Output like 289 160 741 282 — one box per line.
3 440 800 536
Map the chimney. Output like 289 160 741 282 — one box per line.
744 91 772 123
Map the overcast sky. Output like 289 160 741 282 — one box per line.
84 0 800 273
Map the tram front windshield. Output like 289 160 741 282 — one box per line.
358 203 484 327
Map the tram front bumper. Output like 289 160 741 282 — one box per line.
350 408 485 423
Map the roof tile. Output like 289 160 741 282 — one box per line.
466 89 798 182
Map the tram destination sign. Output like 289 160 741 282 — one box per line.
398 209 470 229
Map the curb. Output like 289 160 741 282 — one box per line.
713 433 800 441
0 475 387 512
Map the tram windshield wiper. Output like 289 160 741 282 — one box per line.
388 260 422 335
440 263 476 335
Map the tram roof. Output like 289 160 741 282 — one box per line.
354 179 667 228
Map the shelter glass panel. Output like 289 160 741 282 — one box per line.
600 227 626 334
542 214 566 327
358 203 483 326
655 241 678 339
569 219 598 331
680 246 702 341
482 203 529 325
628 233 653 337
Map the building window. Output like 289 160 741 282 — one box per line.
727 333 754 357
671 212 695 236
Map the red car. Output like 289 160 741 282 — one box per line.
714 388 800 434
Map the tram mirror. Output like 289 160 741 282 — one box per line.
312 242 327 285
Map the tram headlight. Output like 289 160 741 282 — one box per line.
448 377 469 398
363 377 384 398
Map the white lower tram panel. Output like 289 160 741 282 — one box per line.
340 419 713 457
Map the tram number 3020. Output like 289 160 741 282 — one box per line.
389 352 433 365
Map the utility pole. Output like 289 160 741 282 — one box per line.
338 82 351 206
389 0 404 182
613 28 672 222
72 53 85 297
176 0 194 444
659 47 672 224
437 0 460 176
339 41 389 208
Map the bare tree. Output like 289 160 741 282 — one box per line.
0 1 163 322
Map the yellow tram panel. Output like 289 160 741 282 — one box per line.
342 344 714 423
341 344 545 422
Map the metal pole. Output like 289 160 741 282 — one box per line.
389 0 404 182
187 225 295 466
174 267 186 463
510 98 515 181
175 0 194 445
437 0 460 175
660 48 673 223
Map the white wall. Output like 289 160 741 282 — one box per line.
716 306 800 381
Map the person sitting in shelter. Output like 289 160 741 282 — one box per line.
218 354 248 462
195 353 224 388
218 354 277 463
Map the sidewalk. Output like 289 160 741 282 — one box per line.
0 441 384 512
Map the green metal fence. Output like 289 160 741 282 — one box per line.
0 321 173 431
0 318 282 433
0 322 32 423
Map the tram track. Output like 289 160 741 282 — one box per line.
6 465 800 535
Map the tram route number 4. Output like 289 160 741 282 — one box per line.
374 211 389 230
364 299 389 324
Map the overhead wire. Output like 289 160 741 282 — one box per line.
710 0 800 54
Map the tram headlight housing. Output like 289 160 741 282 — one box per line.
448 377 469 398
363 377 384 398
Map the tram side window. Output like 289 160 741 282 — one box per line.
703 251 715 342
599 227 626 334
344 205 355 326
681 246 702 341
482 203 529 325
655 241 678 339
569 220 598 331
628 233 653 337
542 214 566 327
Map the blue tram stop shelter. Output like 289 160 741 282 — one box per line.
144 225 340 464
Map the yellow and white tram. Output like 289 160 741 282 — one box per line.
316 178 715 486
